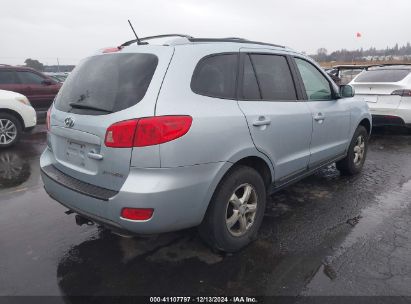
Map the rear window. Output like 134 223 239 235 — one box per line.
0 71 18 84
55 53 158 114
355 69 410 83
191 54 238 99
17 71 45 84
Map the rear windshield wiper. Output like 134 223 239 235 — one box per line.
69 102 113 113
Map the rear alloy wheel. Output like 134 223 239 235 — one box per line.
0 114 22 148
336 125 368 175
199 165 266 252
226 183 258 237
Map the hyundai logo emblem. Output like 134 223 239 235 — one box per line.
64 117 75 128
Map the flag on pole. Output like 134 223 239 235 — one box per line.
356 32 362 38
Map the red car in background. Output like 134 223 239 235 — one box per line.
0 65 62 112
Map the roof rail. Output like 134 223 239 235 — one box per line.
121 34 194 46
120 35 285 48
188 37 285 48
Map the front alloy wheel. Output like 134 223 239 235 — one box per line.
353 135 366 166
336 125 368 175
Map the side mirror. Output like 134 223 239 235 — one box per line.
42 79 54 86
339 84 355 98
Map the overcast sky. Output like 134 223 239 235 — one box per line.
1 0 411 65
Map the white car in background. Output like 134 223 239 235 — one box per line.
0 89 36 148
350 65 411 129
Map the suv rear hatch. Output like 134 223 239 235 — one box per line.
352 68 411 111
48 46 174 191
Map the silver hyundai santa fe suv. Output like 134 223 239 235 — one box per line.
40 35 371 252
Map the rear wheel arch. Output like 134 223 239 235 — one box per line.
198 155 273 226
199 163 268 252
233 156 272 190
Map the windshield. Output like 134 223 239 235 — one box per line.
355 69 410 83
54 53 158 115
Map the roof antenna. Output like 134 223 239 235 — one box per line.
127 19 145 45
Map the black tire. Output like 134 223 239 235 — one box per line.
336 125 368 176
0 113 22 149
199 165 266 252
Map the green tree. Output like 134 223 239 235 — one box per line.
24 58 44 71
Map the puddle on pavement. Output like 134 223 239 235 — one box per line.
0 151 31 189
56 231 282 296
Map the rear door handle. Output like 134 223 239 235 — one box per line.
252 117 271 126
87 152 103 160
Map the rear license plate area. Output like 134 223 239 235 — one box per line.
66 141 86 167
365 96 378 103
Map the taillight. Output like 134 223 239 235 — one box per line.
391 89 411 97
46 107 51 131
121 208 154 221
104 116 192 148
105 119 138 148
134 116 192 147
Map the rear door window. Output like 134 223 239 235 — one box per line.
0 71 18 84
245 54 297 101
191 54 238 99
55 53 158 114
355 69 410 82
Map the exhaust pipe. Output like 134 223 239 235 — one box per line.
75 214 94 226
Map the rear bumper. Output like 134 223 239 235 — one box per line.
40 148 230 234
367 99 411 125
372 115 406 127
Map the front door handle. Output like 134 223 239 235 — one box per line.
253 117 271 126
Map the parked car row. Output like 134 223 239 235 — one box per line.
0 65 63 147
0 64 61 112
349 64 411 128
325 63 411 129
44 72 70 83
325 65 368 85
0 89 36 147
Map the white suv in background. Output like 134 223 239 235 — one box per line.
0 89 36 148
350 65 411 129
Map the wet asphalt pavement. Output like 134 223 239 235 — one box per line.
1 125 411 301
